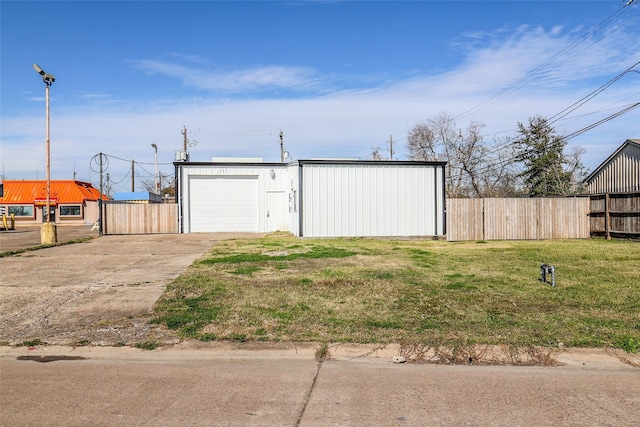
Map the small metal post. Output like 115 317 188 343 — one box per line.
540 264 556 287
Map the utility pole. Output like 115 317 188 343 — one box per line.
131 159 135 192
280 130 284 163
151 143 159 193
389 135 395 160
99 153 104 236
182 125 188 160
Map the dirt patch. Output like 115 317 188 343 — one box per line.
0 232 263 346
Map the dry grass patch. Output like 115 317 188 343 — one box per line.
150 235 640 352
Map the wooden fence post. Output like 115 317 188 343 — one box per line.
605 193 611 240
481 198 485 241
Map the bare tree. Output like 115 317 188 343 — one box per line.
407 123 437 161
407 112 520 197
368 146 385 160
564 146 588 194
476 143 522 197
140 171 175 198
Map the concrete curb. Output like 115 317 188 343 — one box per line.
1 342 637 369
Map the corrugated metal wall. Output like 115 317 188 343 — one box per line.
447 198 590 241
287 163 300 236
299 163 445 237
587 142 640 194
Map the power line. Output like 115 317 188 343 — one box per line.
456 1 636 120
538 9 640 88
135 162 155 177
197 128 274 136
102 153 173 166
109 172 130 185
463 60 640 161
284 130 364 150
448 100 640 178
552 92 640 123
564 102 640 140
548 62 640 125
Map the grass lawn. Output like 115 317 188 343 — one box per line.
151 235 640 352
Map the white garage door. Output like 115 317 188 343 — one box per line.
189 176 259 232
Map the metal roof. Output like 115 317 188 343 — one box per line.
584 139 640 184
174 159 448 167
0 180 108 204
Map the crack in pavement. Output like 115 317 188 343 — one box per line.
295 361 323 427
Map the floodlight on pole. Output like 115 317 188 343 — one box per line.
33 63 57 244
33 64 45 75
33 63 55 85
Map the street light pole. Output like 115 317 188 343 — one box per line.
151 143 159 194
33 64 57 245
45 79 51 222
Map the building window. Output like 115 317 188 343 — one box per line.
60 205 82 217
8 205 34 217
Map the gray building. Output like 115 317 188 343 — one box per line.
584 139 640 194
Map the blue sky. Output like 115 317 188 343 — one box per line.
1 0 639 191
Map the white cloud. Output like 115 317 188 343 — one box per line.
78 92 116 101
3 23 639 187
130 59 321 93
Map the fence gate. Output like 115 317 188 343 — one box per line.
103 202 178 234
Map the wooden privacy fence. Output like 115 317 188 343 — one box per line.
589 192 640 239
103 202 178 234
447 198 590 241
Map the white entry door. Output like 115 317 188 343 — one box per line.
266 191 286 232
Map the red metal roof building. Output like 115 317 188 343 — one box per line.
0 180 108 225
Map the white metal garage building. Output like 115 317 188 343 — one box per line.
175 159 446 238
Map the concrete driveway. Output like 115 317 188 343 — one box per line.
0 231 262 345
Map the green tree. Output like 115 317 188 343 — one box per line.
514 116 585 197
